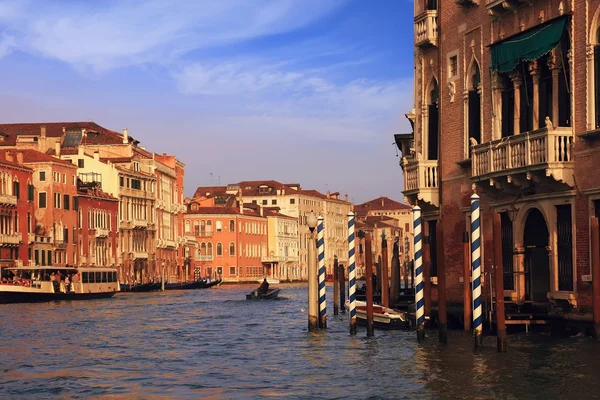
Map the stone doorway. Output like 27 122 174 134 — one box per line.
523 208 550 302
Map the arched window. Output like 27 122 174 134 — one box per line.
200 242 207 256
216 242 223 256
427 78 439 160
206 220 213 235
468 61 481 155
595 27 600 128
216 220 222 232
200 220 206 236
229 220 235 232
194 221 199 236
207 242 213 256
229 242 235 256
185 220 190 233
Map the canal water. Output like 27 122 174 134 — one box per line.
2 283 600 399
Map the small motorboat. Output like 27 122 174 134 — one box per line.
246 288 281 300
345 299 409 330
256 277 280 285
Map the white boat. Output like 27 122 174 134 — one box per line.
0 266 120 304
345 299 409 330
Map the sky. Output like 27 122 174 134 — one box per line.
0 0 415 204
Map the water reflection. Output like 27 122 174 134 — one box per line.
1 284 600 398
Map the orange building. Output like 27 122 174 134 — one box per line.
184 205 268 283
0 149 78 267
0 151 34 267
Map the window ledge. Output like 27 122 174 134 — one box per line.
578 129 600 141
457 158 472 168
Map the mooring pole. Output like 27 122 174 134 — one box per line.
307 214 318 332
365 231 375 336
471 194 483 348
381 234 389 308
390 236 400 306
348 212 357 334
333 256 339 315
413 206 425 341
376 256 382 297
404 236 410 292
317 216 326 329
592 217 600 339
423 235 431 328
339 264 346 312
463 231 471 331
493 213 507 352
437 221 447 344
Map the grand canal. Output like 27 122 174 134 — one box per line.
2 283 600 399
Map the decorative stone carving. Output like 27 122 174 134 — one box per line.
587 44 595 61
448 81 456 103
545 116 554 130
469 137 478 147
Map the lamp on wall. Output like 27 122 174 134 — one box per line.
507 204 518 222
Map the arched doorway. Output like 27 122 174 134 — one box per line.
523 208 550 302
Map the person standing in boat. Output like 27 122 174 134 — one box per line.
258 278 269 294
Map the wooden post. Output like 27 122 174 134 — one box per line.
390 237 400 306
333 256 339 315
381 235 389 308
493 213 507 351
463 231 471 331
376 255 382 296
592 217 600 339
365 232 375 336
339 264 346 312
423 236 431 327
404 236 409 292
437 222 447 344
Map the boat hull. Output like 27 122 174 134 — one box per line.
0 290 117 304
346 300 410 330
246 288 280 300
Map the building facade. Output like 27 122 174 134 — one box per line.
398 0 600 313
263 209 299 281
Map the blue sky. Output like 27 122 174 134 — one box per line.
0 0 414 203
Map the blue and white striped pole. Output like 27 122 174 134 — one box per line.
471 193 483 347
348 212 357 334
317 216 327 329
413 206 425 341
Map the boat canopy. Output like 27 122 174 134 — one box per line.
4 266 117 272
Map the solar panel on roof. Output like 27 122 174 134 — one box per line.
62 132 82 147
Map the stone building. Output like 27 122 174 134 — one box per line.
397 0 600 314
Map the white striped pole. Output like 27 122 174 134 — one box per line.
471 193 483 347
413 206 425 341
317 216 326 329
348 212 357 334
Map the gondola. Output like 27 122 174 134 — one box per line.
164 280 205 290
120 282 161 292
246 288 281 300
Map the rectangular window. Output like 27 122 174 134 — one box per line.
252 200 257 204
262 199 267 205
62 174 66 184
73 196 79 211
64 227 69 244
449 55 458 78
39 192 47 208
39 171 46 181
54 193 61 209
64 194 70 210
556 204 573 291
272 199 277 205
28 184 34 202
13 181 19 200
120 176 124 187
78 159 84 168
131 179 141 190
229 266 236 276
290 199 295 205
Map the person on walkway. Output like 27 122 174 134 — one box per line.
258 278 269 294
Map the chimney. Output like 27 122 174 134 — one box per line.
5 151 14 162
16 152 23 164
55 142 61 156
240 198 244 214
40 126 46 138
93 151 100 161
260 207 263 217
344 194 348 202
123 128 129 144
381 197 385 207
326 191 330 199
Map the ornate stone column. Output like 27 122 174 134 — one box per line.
548 51 562 128
510 71 522 134
491 72 504 140
529 60 540 130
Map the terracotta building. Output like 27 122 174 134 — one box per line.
76 180 119 270
184 204 268 283
397 0 600 316
0 151 34 267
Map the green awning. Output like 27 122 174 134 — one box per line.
491 16 568 73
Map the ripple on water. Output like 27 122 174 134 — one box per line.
2 284 600 398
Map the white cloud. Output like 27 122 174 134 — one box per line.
173 61 413 142
0 0 346 70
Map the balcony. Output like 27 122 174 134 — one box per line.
132 251 148 259
402 158 439 207
95 228 109 238
28 233 35 243
0 233 21 245
472 127 574 188
414 10 438 48
164 239 177 248
54 240 67 249
197 231 213 238
195 255 213 262
132 219 147 229
0 194 17 206
486 0 529 17
262 255 281 263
